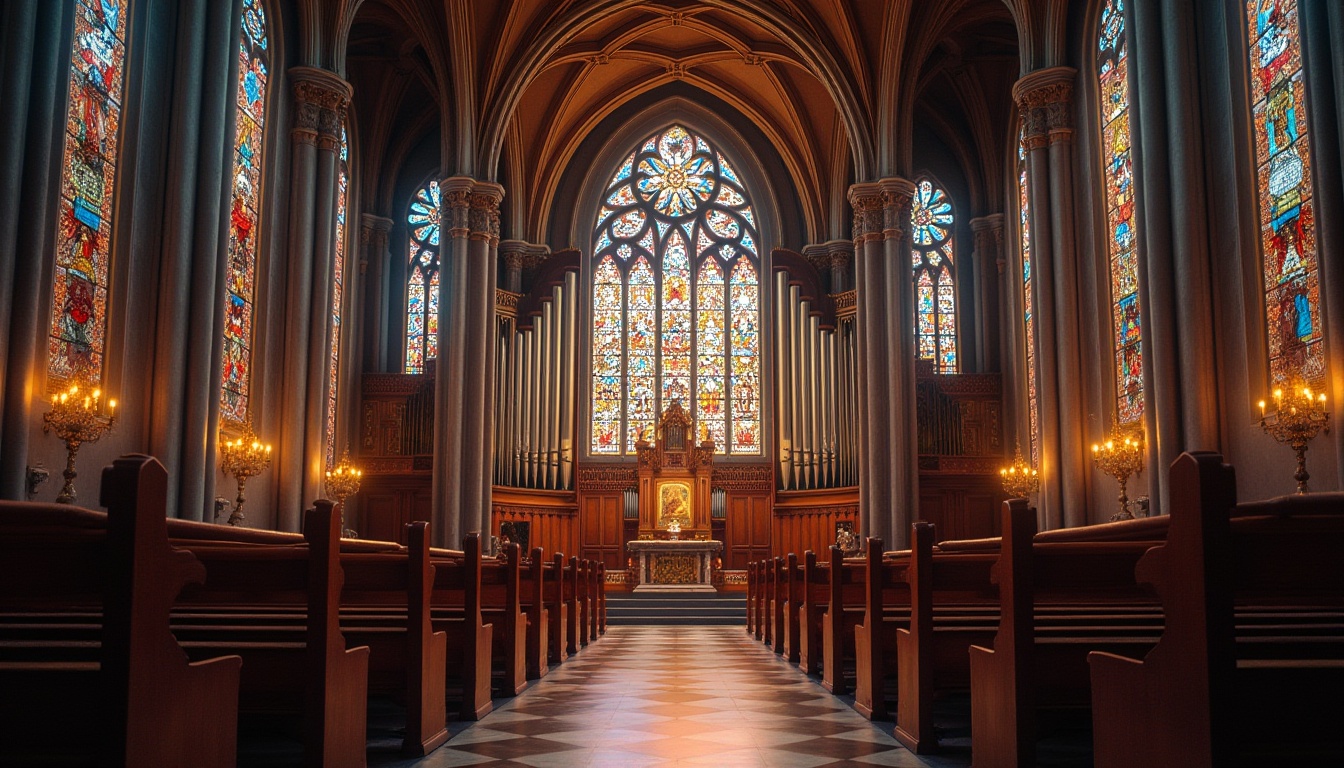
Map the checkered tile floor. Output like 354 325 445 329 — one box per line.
386 626 969 767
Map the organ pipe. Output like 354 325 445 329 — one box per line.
773 272 858 490
494 271 579 491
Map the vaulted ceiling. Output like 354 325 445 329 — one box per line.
341 0 1033 246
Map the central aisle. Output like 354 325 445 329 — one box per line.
403 626 960 767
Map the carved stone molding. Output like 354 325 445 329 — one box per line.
711 464 773 492
290 66 352 148
831 290 857 317
847 182 885 245
879 177 915 240
1013 67 1077 149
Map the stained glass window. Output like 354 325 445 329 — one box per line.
404 179 440 374
590 124 762 455
1245 0 1322 384
911 179 958 373
1019 128 1038 464
51 0 130 383
221 0 269 422
1098 0 1144 423
325 127 349 467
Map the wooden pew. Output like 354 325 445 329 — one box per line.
770 556 787 654
578 559 592 648
546 552 569 664
1089 451 1344 767
797 550 829 675
480 542 527 696
0 455 242 768
822 545 867 696
781 552 801 663
336 521 448 756
519 546 549 680
853 538 912 720
565 556 580 655
170 500 371 768
746 561 758 637
967 499 1163 767
428 534 494 721
596 562 607 635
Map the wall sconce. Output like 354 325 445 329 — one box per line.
1092 420 1144 521
1259 381 1330 494
43 381 117 504
219 419 272 526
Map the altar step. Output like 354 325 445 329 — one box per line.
605 591 747 626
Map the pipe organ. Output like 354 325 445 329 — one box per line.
773 264 859 490
494 267 579 490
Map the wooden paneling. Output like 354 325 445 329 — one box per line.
772 488 859 558
352 474 431 544
491 486 579 559
724 493 772 569
917 474 1004 542
578 492 625 571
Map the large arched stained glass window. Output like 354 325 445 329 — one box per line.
1018 129 1038 463
404 180 440 374
911 179 958 374
326 127 349 467
1245 0 1323 384
1098 0 1144 424
221 0 269 422
51 0 131 382
591 124 761 455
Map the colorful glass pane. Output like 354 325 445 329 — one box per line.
590 124 762 454
326 126 348 467
1099 0 1144 423
910 179 957 373
219 0 266 421
1246 0 1323 384
404 180 441 373
52 0 129 383
1019 129 1039 465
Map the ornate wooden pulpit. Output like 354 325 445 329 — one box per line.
627 402 722 590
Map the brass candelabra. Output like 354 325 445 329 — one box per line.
325 450 363 537
219 420 272 526
42 381 117 504
999 443 1039 499
1092 421 1144 521
1259 381 1330 494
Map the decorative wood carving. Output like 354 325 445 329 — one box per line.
711 464 774 492
575 466 637 491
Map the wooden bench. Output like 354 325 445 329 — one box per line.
545 552 569 664
518 546 549 680
821 545 868 696
0 454 242 767
781 552 801 664
480 542 527 696
1089 451 1344 767
853 538 913 720
169 500 371 768
428 534 494 721
797 550 829 675
968 499 1164 767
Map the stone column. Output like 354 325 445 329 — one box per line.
1014 68 1089 529
432 178 504 547
801 240 854 293
1126 0 1226 513
273 67 351 531
970 215 1005 374
498 240 550 294
358 214 392 373
849 177 918 548
0 0 72 499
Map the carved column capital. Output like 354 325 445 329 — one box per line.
290 66 352 150
878 177 916 242
1013 67 1076 149
468 182 505 245
847 182 885 245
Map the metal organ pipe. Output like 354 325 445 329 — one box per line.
559 270 577 490
774 271 794 490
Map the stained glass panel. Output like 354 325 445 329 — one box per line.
218 0 267 422
1245 0 1323 384
404 179 441 373
1019 130 1039 465
51 0 130 383
1099 0 1144 423
910 179 958 373
325 127 349 467
590 124 762 455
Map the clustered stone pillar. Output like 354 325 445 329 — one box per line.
849 178 918 548
969 214 1004 375
1014 68 1089 529
359 214 392 373
273 66 352 531
498 240 550 294
433 178 504 547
